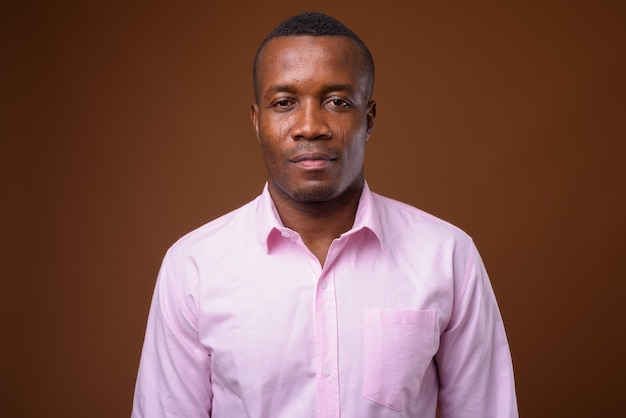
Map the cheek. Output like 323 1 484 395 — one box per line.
259 122 289 165
342 124 368 158
260 114 292 141
349 140 367 166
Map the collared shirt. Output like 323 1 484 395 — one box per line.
132 183 518 417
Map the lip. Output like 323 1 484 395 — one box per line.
288 152 337 170
289 152 335 163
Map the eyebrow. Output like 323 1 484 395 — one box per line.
322 84 356 95
262 83 356 99
263 85 294 96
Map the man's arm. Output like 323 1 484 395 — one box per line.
132 254 212 417
435 242 518 418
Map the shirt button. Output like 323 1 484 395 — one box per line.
322 366 332 377
320 280 328 289
280 231 290 238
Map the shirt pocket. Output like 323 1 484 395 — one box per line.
363 308 436 411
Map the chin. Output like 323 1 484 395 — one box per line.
291 184 339 203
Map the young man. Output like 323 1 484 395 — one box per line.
132 12 518 418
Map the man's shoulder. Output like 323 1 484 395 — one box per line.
370 191 471 243
167 196 260 255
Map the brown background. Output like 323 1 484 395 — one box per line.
2 0 625 417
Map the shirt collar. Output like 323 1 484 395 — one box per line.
255 181 384 253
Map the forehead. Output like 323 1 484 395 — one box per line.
256 36 369 92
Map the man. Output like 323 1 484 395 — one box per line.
132 12 518 418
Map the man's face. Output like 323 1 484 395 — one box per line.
251 36 376 204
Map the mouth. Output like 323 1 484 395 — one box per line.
288 152 337 170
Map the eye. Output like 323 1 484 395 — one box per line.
270 98 294 108
326 98 351 108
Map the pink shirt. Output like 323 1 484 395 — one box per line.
132 183 518 417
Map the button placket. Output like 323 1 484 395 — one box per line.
314 269 340 417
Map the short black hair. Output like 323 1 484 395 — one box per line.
253 12 375 102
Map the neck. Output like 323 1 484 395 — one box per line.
269 182 363 266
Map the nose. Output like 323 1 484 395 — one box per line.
290 102 331 141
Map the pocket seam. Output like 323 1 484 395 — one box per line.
363 309 437 411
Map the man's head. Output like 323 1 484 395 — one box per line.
251 12 376 205
253 12 375 103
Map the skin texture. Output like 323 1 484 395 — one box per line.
251 36 376 265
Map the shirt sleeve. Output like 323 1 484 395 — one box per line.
435 240 518 418
132 252 212 417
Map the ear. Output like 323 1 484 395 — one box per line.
250 103 260 141
366 100 377 138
